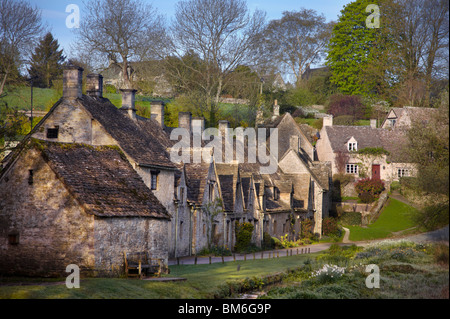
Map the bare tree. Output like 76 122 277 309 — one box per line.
0 0 43 95
258 9 333 87
76 0 164 89
157 0 266 125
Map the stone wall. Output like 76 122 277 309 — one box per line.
94 217 169 276
0 148 96 277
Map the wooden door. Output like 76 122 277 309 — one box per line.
372 165 381 180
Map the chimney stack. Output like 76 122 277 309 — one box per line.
273 99 279 117
192 117 205 134
86 74 103 98
218 120 230 137
323 115 333 127
370 119 377 129
151 101 165 128
178 112 192 132
120 89 137 119
63 65 83 99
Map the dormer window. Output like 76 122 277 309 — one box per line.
46 126 59 139
348 142 357 152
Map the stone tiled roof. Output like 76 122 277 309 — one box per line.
38 140 170 219
78 95 176 170
325 125 411 163
184 162 211 204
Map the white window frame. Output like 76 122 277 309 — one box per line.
346 164 359 175
397 168 410 178
348 142 357 152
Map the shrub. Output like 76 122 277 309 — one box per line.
272 237 283 249
262 232 275 250
234 222 254 252
301 218 314 239
322 217 339 236
333 115 357 126
355 178 385 203
339 211 362 226
104 84 117 94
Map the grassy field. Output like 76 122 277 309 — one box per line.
1 241 448 299
0 253 319 299
347 198 418 241
1 87 56 111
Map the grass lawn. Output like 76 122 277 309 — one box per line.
0 253 319 299
347 198 418 241
1 87 56 111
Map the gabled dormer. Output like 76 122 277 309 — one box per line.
347 136 358 152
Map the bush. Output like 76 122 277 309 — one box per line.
339 211 362 226
234 222 254 252
333 115 357 126
262 232 275 250
272 237 283 249
301 218 314 239
322 217 339 236
355 178 385 203
104 84 117 94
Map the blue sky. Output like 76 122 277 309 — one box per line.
29 0 352 58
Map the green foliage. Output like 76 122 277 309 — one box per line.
412 202 449 232
339 211 362 226
104 84 117 94
197 245 232 256
234 222 254 252
286 87 316 107
262 232 275 250
326 0 380 96
28 32 65 88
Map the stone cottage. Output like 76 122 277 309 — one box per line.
315 115 415 186
0 65 175 277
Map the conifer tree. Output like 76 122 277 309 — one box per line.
28 32 65 88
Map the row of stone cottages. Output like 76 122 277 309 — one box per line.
0 66 331 277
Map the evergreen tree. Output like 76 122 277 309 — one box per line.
326 0 381 96
28 32 65 88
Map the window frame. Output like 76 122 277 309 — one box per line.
346 164 359 175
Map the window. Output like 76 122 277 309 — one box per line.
389 119 397 127
8 233 19 245
346 164 358 175
150 171 159 190
28 169 34 185
397 168 410 178
348 142 357 152
179 221 183 239
273 187 280 201
46 126 59 139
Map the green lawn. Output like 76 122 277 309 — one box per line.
0 253 318 299
1 87 56 111
347 198 418 241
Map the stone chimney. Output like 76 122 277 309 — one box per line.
273 99 280 117
120 89 137 119
151 101 165 128
179 112 192 132
63 65 83 99
370 119 377 128
192 117 205 133
323 115 333 127
86 74 103 98
290 135 300 154
218 120 230 137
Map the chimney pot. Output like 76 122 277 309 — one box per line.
86 74 103 98
63 65 83 99
273 101 280 117
192 117 205 134
120 89 137 120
